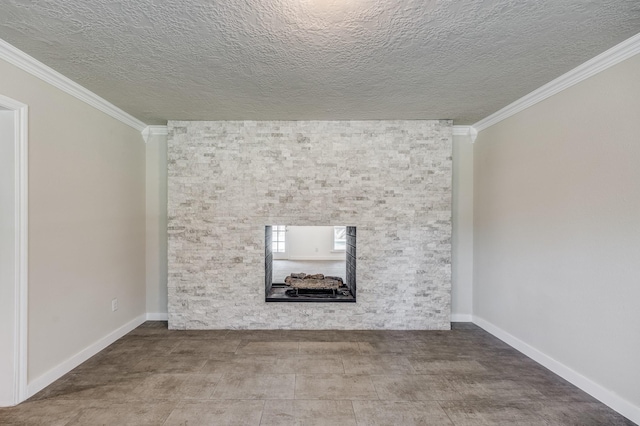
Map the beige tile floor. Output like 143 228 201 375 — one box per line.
0 322 634 425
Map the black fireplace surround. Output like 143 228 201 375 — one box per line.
265 226 356 303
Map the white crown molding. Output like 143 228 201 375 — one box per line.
0 38 147 132
141 125 169 143
452 125 478 143
473 32 640 133
473 315 640 425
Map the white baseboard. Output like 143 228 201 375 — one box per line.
146 312 168 321
450 313 473 322
26 314 146 398
282 256 345 261
472 315 640 425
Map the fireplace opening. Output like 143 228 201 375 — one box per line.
265 225 356 303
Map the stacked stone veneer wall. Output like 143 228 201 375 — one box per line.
346 226 357 299
168 120 452 330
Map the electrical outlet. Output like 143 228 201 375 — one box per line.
111 298 118 312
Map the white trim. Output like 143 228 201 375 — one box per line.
452 125 478 143
142 125 169 143
0 38 147 132
146 312 169 321
473 315 640 425
0 94 28 406
473 32 640 132
450 314 473 322
26 314 146 398
15 99 28 405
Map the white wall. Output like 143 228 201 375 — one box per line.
0 109 16 405
286 226 345 260
146 133 168 316
451 134 473 319
474 54 640 419
0 57 147 384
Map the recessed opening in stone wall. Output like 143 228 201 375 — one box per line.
265 225 356 303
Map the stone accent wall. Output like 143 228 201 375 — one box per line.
346 226 357 299
168 120 452 330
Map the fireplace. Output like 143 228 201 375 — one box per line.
265 225 356 302
168 120 452 330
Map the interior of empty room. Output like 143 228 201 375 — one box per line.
0 1 639 424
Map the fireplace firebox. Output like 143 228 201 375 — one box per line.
265 225 356 303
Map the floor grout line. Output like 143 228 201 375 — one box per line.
436 400 457 426
350 400 360 426
257 400 266 426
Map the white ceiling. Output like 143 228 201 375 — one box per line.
0 0 638 125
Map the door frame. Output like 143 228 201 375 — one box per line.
0 94 28 406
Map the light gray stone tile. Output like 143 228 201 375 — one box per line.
408 359 489 375
236 341 299 355
167 120 453 331
211 374 295 399
298 342 361 356
352 400 453 425
295 374 378 400
66 401 176 426
342 355 416 375
260 400 357 426
371 374 460 401
163 400 264 426
0 400 84 426
439 400 547 426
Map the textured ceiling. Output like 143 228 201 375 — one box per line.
0 1 639 125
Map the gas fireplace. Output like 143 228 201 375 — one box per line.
265 225 356 303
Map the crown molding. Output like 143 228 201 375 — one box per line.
452 125 478 143
473 32 640 133
0 38 147 132
141 125 169 143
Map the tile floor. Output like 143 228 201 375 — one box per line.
0 322 634 425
